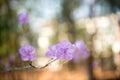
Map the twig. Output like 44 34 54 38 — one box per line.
30 58 57 69
0 58 57 73
0 66 33 73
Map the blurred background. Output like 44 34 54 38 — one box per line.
0 0 120 80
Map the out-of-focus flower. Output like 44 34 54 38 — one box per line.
19 44 36 61
5 62 11 70
0 59 4 66
46 40 74 60
8 54 15 63
92 61 99 68
18 13 29 24
72 40 90 63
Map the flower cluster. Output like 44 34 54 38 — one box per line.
46 40 89 63
46 40 75 60
18 40 89 63
19 44 36 61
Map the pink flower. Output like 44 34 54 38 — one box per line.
19 44 36 61
46 40 74 60
18 13 29 24
72 40 90 63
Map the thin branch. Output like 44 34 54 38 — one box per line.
0 58 57 73
0 66 34 73
30 58 57 69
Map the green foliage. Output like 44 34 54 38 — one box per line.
0 0 19 57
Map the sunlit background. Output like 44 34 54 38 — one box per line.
0 0 120 80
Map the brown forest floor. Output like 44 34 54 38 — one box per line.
0 67 120 80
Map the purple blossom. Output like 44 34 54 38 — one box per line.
5 62 11 70
8 54 15 63
19 44 36 61
72 40 90 63
18 13 29 24
92 61 99 68
0 59 4 66
46 40 74 60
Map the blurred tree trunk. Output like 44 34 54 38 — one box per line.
87 0 97 80
61 0 78 43
0 0 19 64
